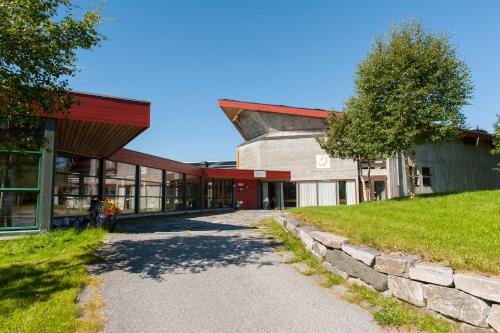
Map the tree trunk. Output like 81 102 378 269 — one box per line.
358 161 367 202
367 161 372 201
404 145 418 197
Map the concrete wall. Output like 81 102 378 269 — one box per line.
238 134 358 182
415 141 500 195
238 111 325 140
237 129 500 203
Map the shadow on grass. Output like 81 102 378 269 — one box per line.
0 252 101 319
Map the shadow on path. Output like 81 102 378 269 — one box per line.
92 233 276 280
115 217 252 233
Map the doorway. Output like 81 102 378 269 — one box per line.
373 180 387 201
261 181 283 210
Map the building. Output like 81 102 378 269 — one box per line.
0 92 289 235
2 93 499 235
219 99 500 208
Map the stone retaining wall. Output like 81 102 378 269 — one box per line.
274 214 500 333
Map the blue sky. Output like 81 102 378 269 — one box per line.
70 0 500 162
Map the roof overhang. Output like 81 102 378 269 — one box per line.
51 92 150 158
109 149 203 176
109 149 291 181
218 99 339 140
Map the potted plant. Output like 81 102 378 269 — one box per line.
96 198 121 232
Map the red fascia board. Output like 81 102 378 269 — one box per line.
49 92 150 128
218 99 337 119
108 148 203 176
202 168 291 181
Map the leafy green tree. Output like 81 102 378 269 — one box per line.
319 97 388 201
355 20 473 196
0 0 104 151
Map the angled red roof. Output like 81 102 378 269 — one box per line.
219 99 336 119
218 99 340 140
52 91 150 158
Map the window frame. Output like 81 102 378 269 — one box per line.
104 161 138 214
421 167 432 187
0 150 42 231
53 155 100 217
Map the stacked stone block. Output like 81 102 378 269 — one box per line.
274 214 500 332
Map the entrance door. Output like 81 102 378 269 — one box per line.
261 182 283 210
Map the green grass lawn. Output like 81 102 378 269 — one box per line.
0 229 106 333
291 190 500 275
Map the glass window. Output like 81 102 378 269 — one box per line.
140 166 162 212
0 191 38 227
204 179 214 209
338 181 347 205
283 182 297 208
214 179 233 208
0 151 40 229
105 160 136 179
0 119 43 151
56 157 99 176
54 155 100 217
421 167 432 187
0 153 39 188
185 174 200 210
166 171 184 211
105 161 136 214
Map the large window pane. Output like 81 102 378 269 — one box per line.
108 196 135 213
338 181 347 205
53 195 91 217
0 153 39 189
214 179 233 208
54 155 100 217
0 191 37 227
105 161 137 214
140 197 161 212
105 179 135 197
166 171 184 211
140 166 162 212
283 181 297 208
0 119 43 151
105 161 136 179
55 156 99 176
185 174 200 210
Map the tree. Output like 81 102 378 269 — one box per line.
319 96 388 201
493 114 500 170
355 20 473 196
0 0 104 151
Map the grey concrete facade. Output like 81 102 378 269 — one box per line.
235 110 500 206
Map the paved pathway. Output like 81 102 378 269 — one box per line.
91 211 382 333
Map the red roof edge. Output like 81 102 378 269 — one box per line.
203 168 291 181
218 99 339 119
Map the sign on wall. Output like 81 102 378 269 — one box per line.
316 154 331 169
253 170 267 178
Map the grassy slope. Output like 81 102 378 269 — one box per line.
291 190 500 275
0 229 106 333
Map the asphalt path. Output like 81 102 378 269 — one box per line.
90 211 382 333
